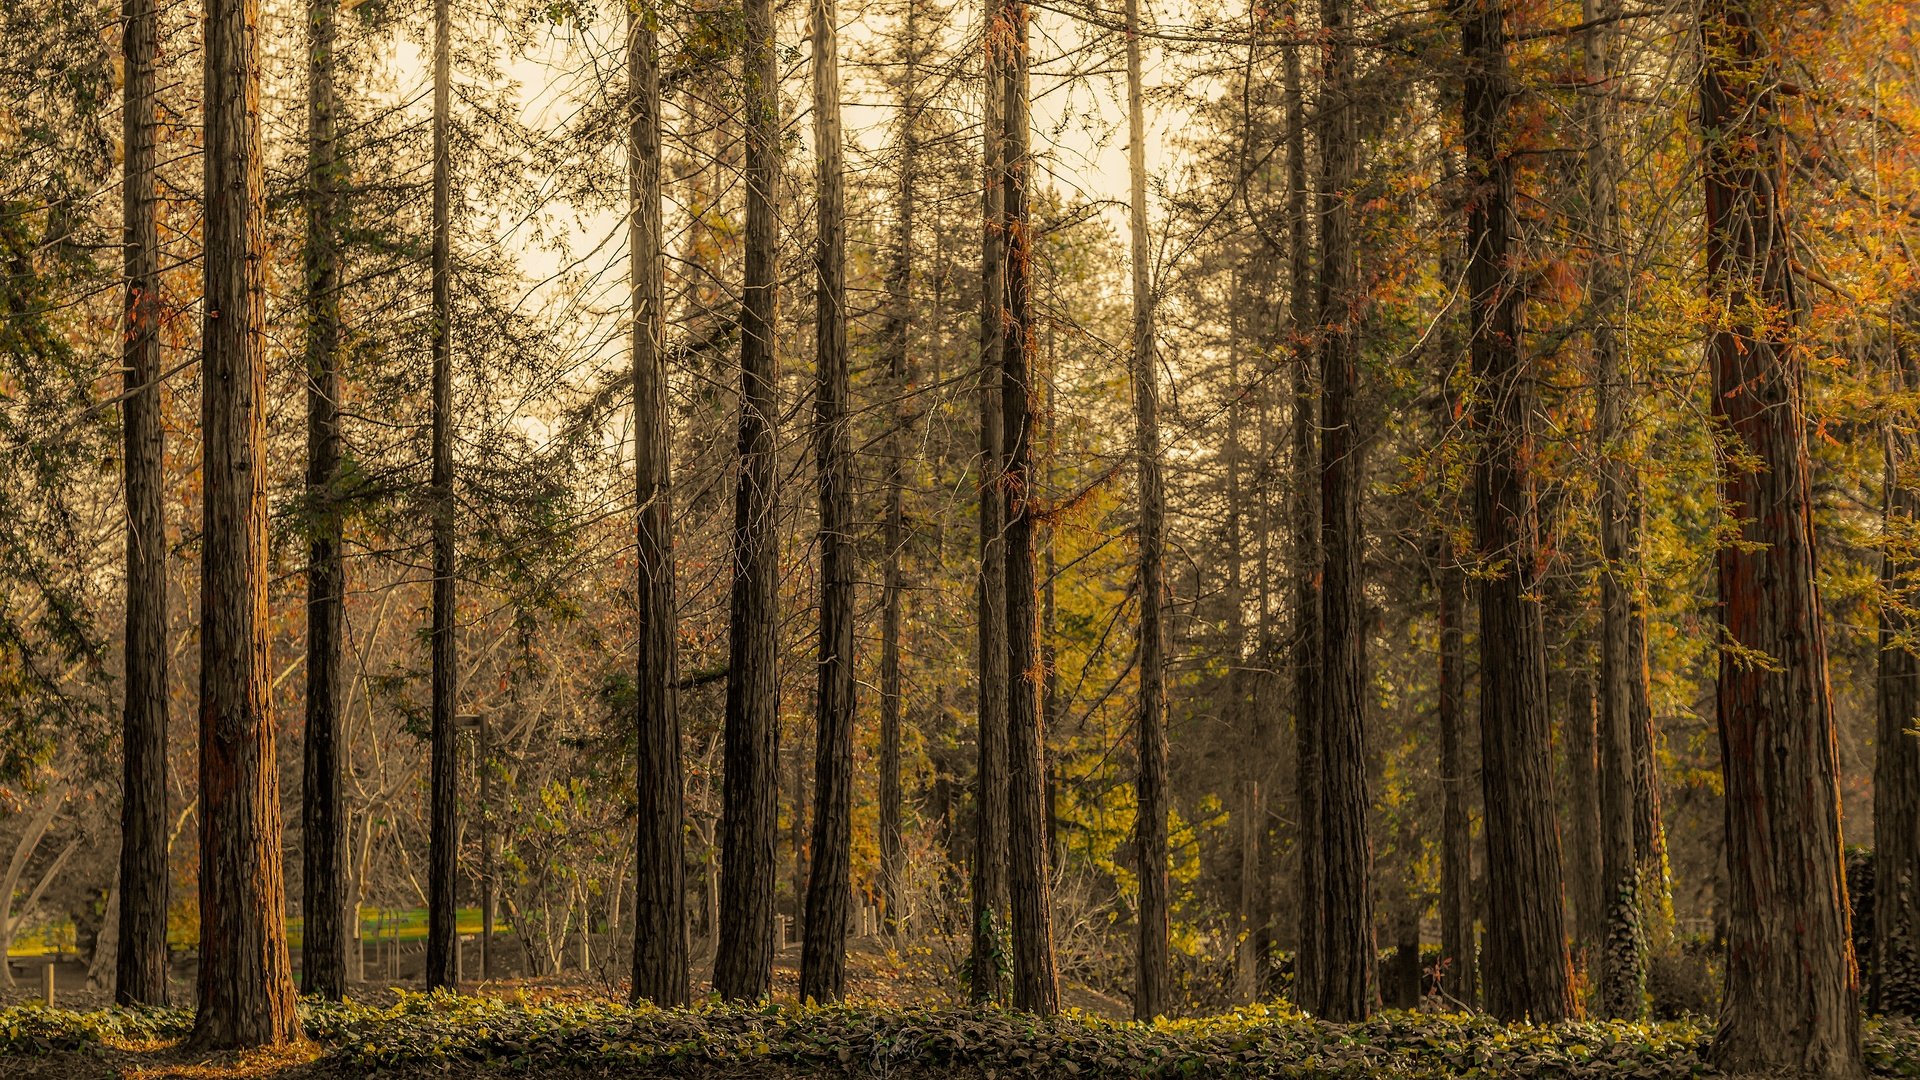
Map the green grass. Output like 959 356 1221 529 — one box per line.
8 908 508 957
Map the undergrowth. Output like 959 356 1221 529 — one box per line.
3 994 1919 1077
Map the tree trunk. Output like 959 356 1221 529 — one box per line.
801 0 854 1003
970 0 1011 1004
1878 337 1920 1016
1121 0 1168 1023
118 0 170 1008
1701 2 1863 1070
996 0 1059 1015
1281 0 1322 1012
194 0 302 1038
1437 517 1475 1004
1313 0 1373 1022
1457 0 1575 1022
715 0 780 1001
877 22 918 930
1584 0 1645 1017
628 6 687 1007
1563 664 1604 952
424 0 458 993
300 0 348 1002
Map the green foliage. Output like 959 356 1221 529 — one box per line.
27 996 1920 1077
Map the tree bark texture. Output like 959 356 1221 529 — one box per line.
1122 0 1169 1023
1878 337 1920 1017
877 12 919 935
1585 0 1646 1018
716 0 781 1001
628 6 688 1007
996 0 1059 1015
424 0 458 993
1458 0 1576 1022
300 0 348 1002
1437 523 1475 1004
802 0 854 1003
1700 2 1863 1071
118 0 170 1008
1313 0 1374 1022
194 0 302 1040
1282 0 1323 1011
970 0 1011 1003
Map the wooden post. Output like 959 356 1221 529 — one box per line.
43 960 54 1007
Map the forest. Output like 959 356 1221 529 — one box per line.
0 0 1917 1074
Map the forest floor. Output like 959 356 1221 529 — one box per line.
4 939 1917 1079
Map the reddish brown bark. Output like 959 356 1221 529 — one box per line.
715 0 781 1001
117 0 169 1008
1701 0 1863 1070
193 0 301 1042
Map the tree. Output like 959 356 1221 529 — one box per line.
1281 0 1323 1012
876 2 923 937
424 0 459 992
193 0 302 1044
1877 339 1920 1017
1701 0 1863 1070
715 0 781 1002
971 0 1011 1004
801 0 854 1004
627 0 687 1008
116 0 169 1009
1456 0 1575 1023
1122 0 1168 1023
995 0 1059 1015
1312 0 1374 1022
1583 0 1645 1019
300 0 348 1002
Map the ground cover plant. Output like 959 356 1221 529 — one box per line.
5 995 1920 1079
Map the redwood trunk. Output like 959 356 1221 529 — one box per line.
997 0 1059 1014
424 0 458 991
1701 0 1863 1069
970 0 1011 1003
300 0 348 1002
1878 340 1920 1016
628 7 687 1007
801 0 854 1003
1458 0 1575 1022
715 0 781 1001
877 19 919 935
1122 0 1168 1022
1281 0 1322 1011
1313 0 1373 1021
118 0 170 1008
194 0 301 1041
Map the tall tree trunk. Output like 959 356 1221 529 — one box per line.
715 0 781 1001
300 0 347 1002
1701 1 1863 1070
970 0 1011 1003
1226 269 1261 1005
996 0 1058 1015
194 0 302 1039
1122 0 1168 1023
118 0 169 1008
876 7 920 940
628 5 687 1007
1436 513 1475 1004
1584 0 1645 1017
1879 337 1920 1016
1457 0 1575 1022
1313 0 1373 1022
1563 663 1604 952
425 0 458 992
801 0 854 1003
1281 0 1322 1012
